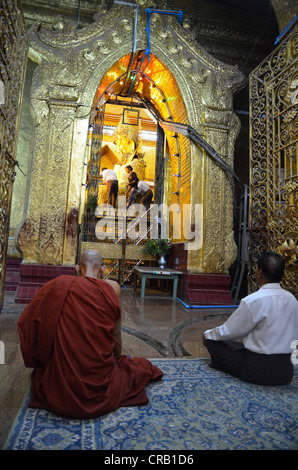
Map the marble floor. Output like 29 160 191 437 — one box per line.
0 287 235 449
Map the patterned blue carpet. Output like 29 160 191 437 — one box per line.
4 359 298 450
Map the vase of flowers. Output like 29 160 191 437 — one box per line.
143 238 172 268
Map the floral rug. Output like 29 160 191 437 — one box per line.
4 358 298 450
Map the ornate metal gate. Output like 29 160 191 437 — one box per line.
249 25 298 297
0 0 28 309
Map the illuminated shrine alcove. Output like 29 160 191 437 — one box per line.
93 96 158 203
85 51 191 216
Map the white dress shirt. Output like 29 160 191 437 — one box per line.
102 169 117 182
137 181 150 194
204 284 298 354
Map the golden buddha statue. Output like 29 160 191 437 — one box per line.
97 114 146 205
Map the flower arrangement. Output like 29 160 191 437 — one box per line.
143 238 172 256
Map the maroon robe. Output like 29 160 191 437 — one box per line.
18 275 163 419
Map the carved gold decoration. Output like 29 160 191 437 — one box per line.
0 0 28 308
15 0 244 275
249 26 298 298
278 235 298 268
202 231 238 273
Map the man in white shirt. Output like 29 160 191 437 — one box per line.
203 251 298 385
137 181 153 210
101 167 118 208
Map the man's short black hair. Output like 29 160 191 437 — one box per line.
257 251 285 283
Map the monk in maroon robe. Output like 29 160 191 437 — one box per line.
18 250 163 419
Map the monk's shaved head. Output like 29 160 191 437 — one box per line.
80 250 103 268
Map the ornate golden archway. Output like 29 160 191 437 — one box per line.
12 2 243 303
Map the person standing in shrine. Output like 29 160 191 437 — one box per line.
101 167 118 208
125 165 139 209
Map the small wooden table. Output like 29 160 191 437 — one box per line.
133 267 183 299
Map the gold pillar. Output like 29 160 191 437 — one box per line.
17 85 81 265
202 113 238 273
186 72 241 274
